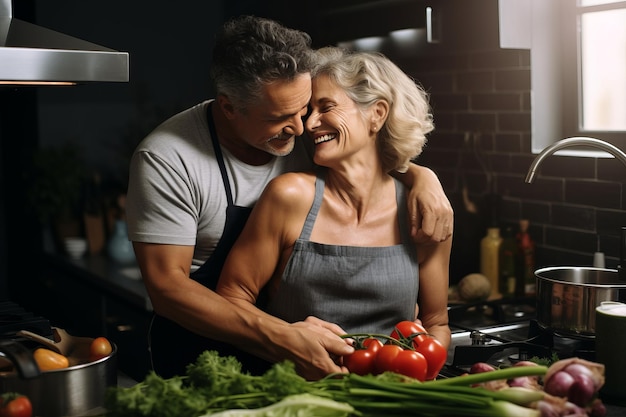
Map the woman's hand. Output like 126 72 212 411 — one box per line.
272 317 354 380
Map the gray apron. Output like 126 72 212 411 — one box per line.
266 170 419 335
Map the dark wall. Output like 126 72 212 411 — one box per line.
34 0 223 185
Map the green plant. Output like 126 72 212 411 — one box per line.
27 144 86 225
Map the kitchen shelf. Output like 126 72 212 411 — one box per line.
43 250 152 312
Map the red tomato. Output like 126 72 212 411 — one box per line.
389 321 428 344
0 394 33 417
344 338 382 376
344 349 376 375
361 337 383 353
390 321 447 380
413 336 447 380
374 344 404 374
391 350 428 381
90 336 113 361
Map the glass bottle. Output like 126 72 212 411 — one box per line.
107 219 135 264
481 227 502 299
517 219 536 297
499 226 518 298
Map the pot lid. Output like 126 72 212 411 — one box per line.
535 266 626 287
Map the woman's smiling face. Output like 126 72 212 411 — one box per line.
305 74 373 167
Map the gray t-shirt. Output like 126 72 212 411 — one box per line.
126 100 313 271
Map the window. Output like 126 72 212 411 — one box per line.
560 0 626 149
530 0 626 153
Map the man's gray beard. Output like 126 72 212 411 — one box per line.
263 136 296 157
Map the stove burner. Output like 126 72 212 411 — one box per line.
447 297 537 328
0 301 53 339
452 330 552 367
529 320 596 362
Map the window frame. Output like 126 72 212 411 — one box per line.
560 0 626 150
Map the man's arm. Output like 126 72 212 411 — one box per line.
134 241 353 380
392 163 453 244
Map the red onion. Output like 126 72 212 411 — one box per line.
469 362 496 374
544 370 575 397
568 372 596 407
543 358 606 408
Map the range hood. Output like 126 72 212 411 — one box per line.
0 0 129 85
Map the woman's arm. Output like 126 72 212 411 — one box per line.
416 234 453 349
392 164 453 244
217 172 314 305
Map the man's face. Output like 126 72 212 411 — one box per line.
232 73 312 157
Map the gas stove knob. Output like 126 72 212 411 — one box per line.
470 331 488 345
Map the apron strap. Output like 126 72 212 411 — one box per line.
207 102 234 207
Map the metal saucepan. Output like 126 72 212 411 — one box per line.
0 328 117 417
535 266 626 337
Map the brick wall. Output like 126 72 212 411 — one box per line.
389 48 626 284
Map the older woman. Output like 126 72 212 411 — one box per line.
217 47 451 355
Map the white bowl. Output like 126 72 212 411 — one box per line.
64 237 87 259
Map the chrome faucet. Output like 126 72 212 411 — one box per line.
525 137 626 183
525 137 626 279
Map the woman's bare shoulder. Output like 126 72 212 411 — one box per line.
264 172 315 201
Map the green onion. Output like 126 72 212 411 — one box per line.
422 365 548 386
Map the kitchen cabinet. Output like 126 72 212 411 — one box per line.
307 0 503 54
429 0 503 53
311 0 429 47
34 252 152 382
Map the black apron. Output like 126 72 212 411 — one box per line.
148 104 272 378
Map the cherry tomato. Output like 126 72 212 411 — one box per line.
0 393 33 417
344 350 376 375
413 336 447 380
344 338 382 375
391 349 428 381
90 336 113 361
361 337 383 353
374 344 403 374
33 348 69 371
390 320 428 344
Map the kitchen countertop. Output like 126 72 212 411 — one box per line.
43 250 152 312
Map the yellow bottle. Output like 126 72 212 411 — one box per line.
481 227 502 299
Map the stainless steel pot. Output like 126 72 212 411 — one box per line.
535 266 626 337
0 336 117 416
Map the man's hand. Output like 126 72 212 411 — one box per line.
408 167 453 243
